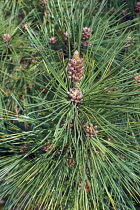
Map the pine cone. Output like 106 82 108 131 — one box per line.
68 50 84 83
82 27 91 41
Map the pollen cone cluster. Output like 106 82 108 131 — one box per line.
2 34 11 41
84 123 99 139
135 2 140 13
134 75 140 83
64 31 71 41
42 144 54 152
67 88 83 105
82 27 91 41
49 37 57 44
68 50 84 83
61 120 74 130
40 0 48 6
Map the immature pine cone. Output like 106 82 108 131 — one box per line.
68 50 84 83
2 34 11 41
67 88 83 105
49 37 57 44
82 27 91 41
135 2 140 13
